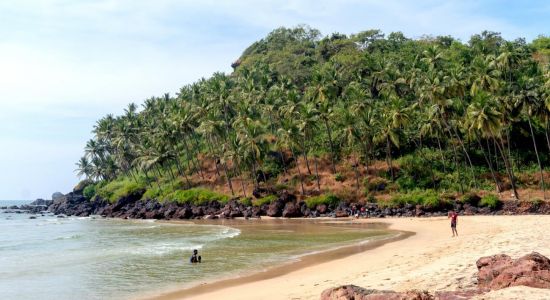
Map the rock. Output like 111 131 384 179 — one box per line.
30 198 53 206
434 290 484 300
320 285 434 300
334 209 348 218
51 192 64 201
191 206 204 217
317 204 328 214
267 199 285 217
282 202 302 218
29 216 37 219
476 252 550 291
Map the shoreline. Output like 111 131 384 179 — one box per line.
147 215 550 300
142 218 410 300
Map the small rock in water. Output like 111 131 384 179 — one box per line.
57 215 65 218
29 216 37 219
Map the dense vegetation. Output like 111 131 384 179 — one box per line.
75 26 550 205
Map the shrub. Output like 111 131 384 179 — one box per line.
366 194 377 203
459 192 481 206
164 188 229 205
334 173 345 182
365 177 388 192
388 190 450 209
305 194 340 209
253 195 277 206
239 197 253 207
83 184 97 200
96 178 146 203
531 198 544 209
479 194 501 209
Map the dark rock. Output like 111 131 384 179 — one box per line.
51 192 64 201
317 204 328 214
476 252 550 290
434 290 484 300
29 216 37 219
320 285 434 300
191 206 204 217
334 209 348 218
277 190 296 203
282 202 302 218
267 199 285 217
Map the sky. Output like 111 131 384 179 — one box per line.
0 0 548 200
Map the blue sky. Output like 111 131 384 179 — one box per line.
0 0 548 200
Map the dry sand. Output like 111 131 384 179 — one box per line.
152 215 550 300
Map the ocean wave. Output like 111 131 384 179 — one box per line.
54 234 82 240
125 243 204 256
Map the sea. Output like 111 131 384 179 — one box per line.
0 200 392 300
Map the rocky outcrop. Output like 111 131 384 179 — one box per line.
476 252 550 290
322 253 550 300
320 285 433 300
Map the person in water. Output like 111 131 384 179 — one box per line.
190 249 202 263
448 210 458 237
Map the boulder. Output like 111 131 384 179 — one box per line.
320 285 433 300
334 209 348 218
476 252 550 290
267 199 285 217
317 204 328 214
51 192 64 201
282 202 302 218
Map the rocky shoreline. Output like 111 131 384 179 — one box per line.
5 187 550 220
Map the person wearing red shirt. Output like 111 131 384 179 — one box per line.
448 210 458 237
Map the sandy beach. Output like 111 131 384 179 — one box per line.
151 215 550 300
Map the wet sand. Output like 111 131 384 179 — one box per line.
149 216 550 300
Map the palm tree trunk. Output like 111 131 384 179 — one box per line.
314 155 321 191
291 148 305 195
206 142 221 177
450 140 464 194
279 150 288 175
353 155 361 193
191 134 207 178
302 139 312 175
363 140 370 175
221 162 234 196
528 116 546 200
183 136 204 180
436 135 446 173
545 119 550 154
475 132 501 192
442 117 477 188
174 157 191 188
491 134 519 199
323 118 337 174
386 137 394 181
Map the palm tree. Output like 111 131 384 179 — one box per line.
467 92 519 199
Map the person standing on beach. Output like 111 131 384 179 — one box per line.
448 210 458 237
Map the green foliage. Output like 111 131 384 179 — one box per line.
365 177 388 192
96 178 146 203
334 173 345 182
239 197 253 207
459 192 481 206
479 194 501 209
76 25 548 204
388 190 451 209
305 194 340 209
253 194 277 206
83 184 97 200
164 188 229 205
